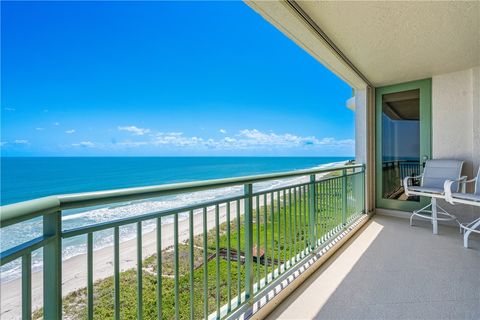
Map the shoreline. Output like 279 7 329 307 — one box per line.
0 166 339 318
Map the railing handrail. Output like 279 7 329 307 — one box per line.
0 163 363 227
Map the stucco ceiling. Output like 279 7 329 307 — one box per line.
296 1 480 87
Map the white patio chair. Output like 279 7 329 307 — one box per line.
444 167 480 248
404 159 465 234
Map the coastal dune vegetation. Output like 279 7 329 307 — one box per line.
32 173 354 320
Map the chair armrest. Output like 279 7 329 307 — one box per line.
403 175 422 197
458 176 477 193
444 180 456 204
444 176 469 204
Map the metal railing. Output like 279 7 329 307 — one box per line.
0 164 365 320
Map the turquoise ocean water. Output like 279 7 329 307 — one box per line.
1 157 350 282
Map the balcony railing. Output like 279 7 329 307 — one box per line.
0 164 365 320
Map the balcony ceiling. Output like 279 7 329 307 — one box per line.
296 1 480 87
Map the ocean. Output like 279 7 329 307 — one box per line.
0 156 351 282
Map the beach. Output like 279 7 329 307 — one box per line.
1 172 324 319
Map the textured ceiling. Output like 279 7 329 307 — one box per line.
297 1 480 86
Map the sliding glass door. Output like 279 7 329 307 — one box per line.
376 79 431 211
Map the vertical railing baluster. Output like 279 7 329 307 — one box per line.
226 202 232 311
156 218 163 320
303 185 308 253
236 200 241 305
316 182 320 241
277 191 281 274
203 208 208 319
137 222 143 320
342 169 347 226
362 166 366 214
174 213 179 320
332 178 335 232
22 253 32 320
114 227 120 320
323 180 327 235
270 192 274 277
327 179 331 234
87 233 93 320
336 178 339 228
43 211 62 320
215 204 220 318
327 180 330 234
263 194 268 284
244 183 254 305
189 210 194 320
309 174 316 250
348 174 352 219
255 195 260 292
337 177 340 227
319 181 324 242
283 189 287 267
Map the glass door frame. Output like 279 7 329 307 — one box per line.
375 78 432 211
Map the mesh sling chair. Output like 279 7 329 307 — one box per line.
404 159 465 234
444 167 480 248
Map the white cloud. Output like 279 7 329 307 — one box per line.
36 128 44 131
118 126 151 136
65 129 76 134
72 141 95 148
53 122 60 126
4 107 15 111
14 139 29 144
219 129 227 134
113 128 353 151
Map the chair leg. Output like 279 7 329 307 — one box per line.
432 197 438 235
464 217 480 248
410 202 432 226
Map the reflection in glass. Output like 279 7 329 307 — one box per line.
382 89 421 201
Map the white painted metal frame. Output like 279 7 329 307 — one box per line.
404 160 465 235
444 168 480 248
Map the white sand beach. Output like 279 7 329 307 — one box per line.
1 170 336 319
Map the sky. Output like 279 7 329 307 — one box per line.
1 1 354 157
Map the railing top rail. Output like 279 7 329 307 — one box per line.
0 163 363 226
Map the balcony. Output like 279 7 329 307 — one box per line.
266 214 480 319
2 1 479 319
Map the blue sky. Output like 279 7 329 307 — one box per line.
1 1 354 157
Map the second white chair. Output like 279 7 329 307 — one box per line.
444 167 480 248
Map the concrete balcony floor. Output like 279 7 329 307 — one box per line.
266 214 480 319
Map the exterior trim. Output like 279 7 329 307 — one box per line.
286 0 373 88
